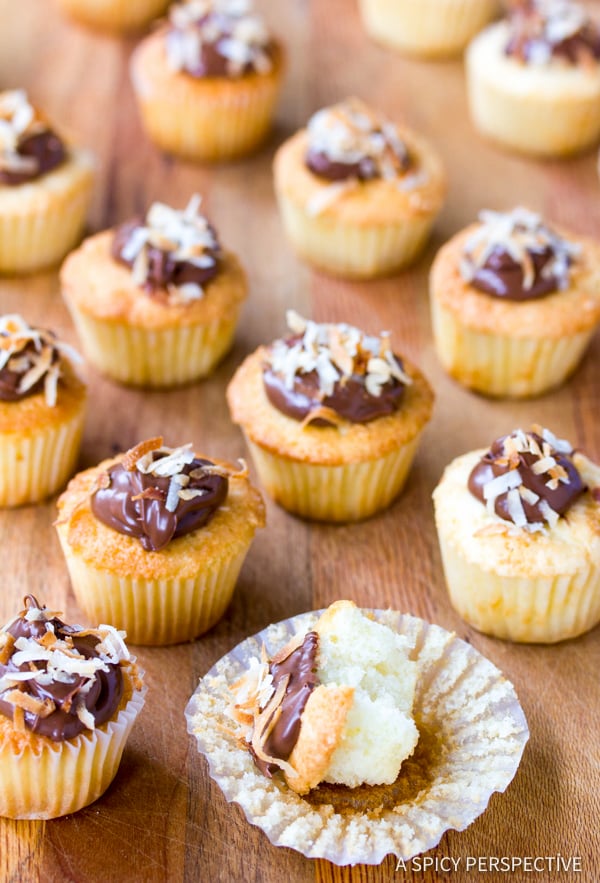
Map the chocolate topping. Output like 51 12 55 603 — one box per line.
468 427 586 530
91 442 229 552
460 208 580 302
0 595 127 742
505 0 600 65
0 90 66 186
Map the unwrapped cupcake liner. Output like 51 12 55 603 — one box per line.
244 434 421 522
276 190 433 279
57 0 169 32
0 410 85 507
0 675 146 820
437 532 600 643
185 609 529 866
358 0 498 57
66 306 240 387
57 537 252 645
431 297 594 397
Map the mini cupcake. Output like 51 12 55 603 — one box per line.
0 594 145 819
0 314 87 507
273 97 446 278
430 206 600 397
433 425 600 643
56 0 170 33
466 0 600 157
130 0 284 162
185 602 529 864
56 437 265 645
0 89 94 274
60 194 247 387
226 311 434 522
358 0 499 58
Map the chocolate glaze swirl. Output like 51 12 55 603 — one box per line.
505 4 600 64
470 245 563 301
0 129 66 187
468 432 585 525
0 336 60 402
0 595 123 742
91 454 228 552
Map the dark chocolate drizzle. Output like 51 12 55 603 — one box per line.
0 595 124 742
470 244 563 301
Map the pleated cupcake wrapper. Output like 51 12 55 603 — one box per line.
277 191 433 279
132 62 281 162
0 164 93 274
244 434 421 522
467 61 600 157
431 297 595 398
0 682 145 820
67 306 239 387
58 538 251 645
58 0 169 32
0 411 85 507
185 609 529 866
358 0 498 57
437 531 600 644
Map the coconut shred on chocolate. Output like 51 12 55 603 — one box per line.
227 630 319 778
0 595 131 742
91 438 229 552
505 0 600 65
0 314 79 406
468 426 585 532
0 89 66 186
459 208 580 301
111 195 222 305
165 0 273 78
263 311 412 427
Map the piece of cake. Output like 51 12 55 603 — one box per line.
273 97 446 279
466 0 600 157
60 194 247 387
433 425 600 642
130 0 284 162
56 0 170 33
429 206 600 397
55 436 265 645
0 313 87 507
0 89 94 273
0 594 145 819
226 311 434 522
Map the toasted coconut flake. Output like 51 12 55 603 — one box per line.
4 689 56 718
532 456 557 475
0 632 15 665
12 704 25 731
300 405 346 429
121 437 164 471
75 700 96 731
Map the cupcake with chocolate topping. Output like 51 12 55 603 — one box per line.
0 314 87 507
226 312 434 522
130 0 284 162
273 97 446 279
57 0 170 34
430 206 600 397
0 89 94 273
56 437 265 645
433 425 600 642
0 595 145 819
466 0 600 156
60 194 247 387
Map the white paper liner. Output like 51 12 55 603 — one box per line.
185 609 529 866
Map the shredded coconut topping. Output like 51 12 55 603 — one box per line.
0 314 81 407
0 89 49 175
166 0 272 78
460 207 580 290
268 310 412 399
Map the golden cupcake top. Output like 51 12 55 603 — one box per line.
0 89 66 186
459 207 581 301
165 0 274 78
0 314 82 407
505 0 600 66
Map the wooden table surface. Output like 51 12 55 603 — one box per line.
1 1 599 881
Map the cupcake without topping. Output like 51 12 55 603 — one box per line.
56 437 265 645
60 194 247 387
466 0 600 157
430 206 600 397
56 0 170 33
227 311 434 522
433 425 600 643
0 89 94 273
0 595 145 819
273 97 446 279
130 0 284 162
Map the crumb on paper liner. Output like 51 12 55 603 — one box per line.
185 610 529 866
